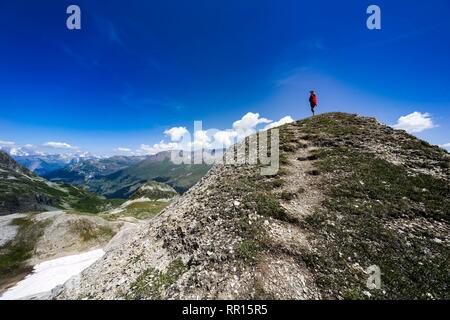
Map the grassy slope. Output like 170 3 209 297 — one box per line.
0 216 49 288
0 159 118 215
130 181 178 200
215 112 449 299
107 201 170 220
89 157 211 198
292 113 450 299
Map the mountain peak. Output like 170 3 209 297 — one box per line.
49 113 449 299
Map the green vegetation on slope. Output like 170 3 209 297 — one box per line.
126 258 187 299
303 148 450 299
89 155 211 198
221 113 449 299
0 216 49 288
292 113 450 299
68 219 115 242
107 200 170 220
0 151 119 214
130 181 178 200
62 183 119 213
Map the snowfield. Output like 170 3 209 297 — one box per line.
0 249 104 300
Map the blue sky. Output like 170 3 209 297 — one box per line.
0 0 449 155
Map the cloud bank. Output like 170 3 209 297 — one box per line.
393 112 437 133
43 142 78 150
136 112 294 155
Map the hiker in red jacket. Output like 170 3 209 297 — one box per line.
309 90 318 116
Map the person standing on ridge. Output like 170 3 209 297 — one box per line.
309 90 318 116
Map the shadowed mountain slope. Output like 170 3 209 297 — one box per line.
0 151 115 215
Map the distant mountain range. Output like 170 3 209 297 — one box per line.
43 156 145 183
81 152 211 198
12 154 77 176
13 151 212 199
0 151 115 215
13 154 145 177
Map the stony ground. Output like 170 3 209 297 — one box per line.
0 210 131 294
30 211 124 264
52 113 449 300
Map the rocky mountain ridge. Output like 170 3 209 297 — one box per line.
50 113 449 299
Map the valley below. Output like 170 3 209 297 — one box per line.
0 152 190 299
0 209 141 299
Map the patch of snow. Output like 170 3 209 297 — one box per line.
109 208 125 215
140 184 174 192
107 197 152 215
0 249 105 300
155 198 172 203
120 197 152 208
140 185 156 191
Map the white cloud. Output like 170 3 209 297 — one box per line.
213 130 238 146
0 140 15 146
233 112 272 137
43 142 78 150
439 143 450 151
188 130 212 150
139 141 179 155
393 112 437 133
115 147 132 153
164 127 189 142
264 116 295 130
140 112 294 155
195 130 209 143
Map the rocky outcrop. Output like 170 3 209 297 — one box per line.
130 181 178 200
0 151 34 176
